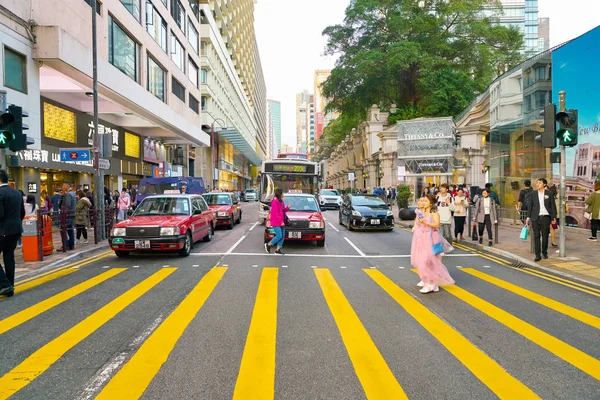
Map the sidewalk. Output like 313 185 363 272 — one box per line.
14 228 109 280
395 217 600 286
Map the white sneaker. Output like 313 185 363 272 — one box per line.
419 284 440 294
417 280 425 287
75 240 81 245
83 240 89 244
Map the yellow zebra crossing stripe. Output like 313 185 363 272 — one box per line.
11 268 76 296
233 268 279 400
97 267 227 399
441 277 600 381
367 269 539 399
0 269 126 335
0 268 175 400
461 268 600 330
315 269 408 400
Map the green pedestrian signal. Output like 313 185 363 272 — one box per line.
0 110 15 149
556 109 578 147
0 131 15 147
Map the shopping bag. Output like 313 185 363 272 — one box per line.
520 226 529 240
431 229 444 255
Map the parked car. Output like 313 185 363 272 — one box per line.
202 192 242 229
245 188 258 201
264 193 325 247
109 194 215 258
318 189 342 210
339 194 394 230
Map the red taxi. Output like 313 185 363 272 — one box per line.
264 193 325 247
109 194 216 258
202 192 242 229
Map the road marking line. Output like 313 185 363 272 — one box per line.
314 269 407 399
328 222 339 232
0 269 126 335
15 251 112 285
189 252 478 258
97 267 227 400
192 265 199 268
103 266 110 269
132 265 140 268
162 265 170 268
519 268 600 296
344 237 366 257
461 268 600 330
311 265 318 269
252 265 258 268
282 265 288 268
76 314 164 400
233 268 278 400
483 265 491 268
72 266 80 269
370 266 376 269
367 270 538 399
456 266 463 268
341 266 347 269
399 267 405 269
249 221 259 231
441 272 600 382
0 269 175 399
226 235 247 254
11 268 77 296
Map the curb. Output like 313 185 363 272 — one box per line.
17 244 111 280
395 221 600 288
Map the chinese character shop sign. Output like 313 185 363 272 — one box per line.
28 182 37 193
17 149 93 167
88 120 120 152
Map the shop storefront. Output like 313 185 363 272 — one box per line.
397 117 456 200
8 98 143 201
217 137 251 191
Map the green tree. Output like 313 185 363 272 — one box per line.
322 0 524 119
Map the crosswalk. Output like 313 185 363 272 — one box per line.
0 263 599 399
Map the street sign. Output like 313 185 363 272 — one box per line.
98 158 111 170
348 172 355 181
60 148 91 162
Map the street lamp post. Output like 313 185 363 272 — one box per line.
91 0 104 241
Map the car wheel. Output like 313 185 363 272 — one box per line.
115 250 130 258
179 231 192 257
316 239 325 247
228 217 234 230
203 223 214 242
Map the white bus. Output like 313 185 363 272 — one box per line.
259 158 319 221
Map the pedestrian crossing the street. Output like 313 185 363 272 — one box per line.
0 263 599 399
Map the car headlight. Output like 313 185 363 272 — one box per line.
387 211 394 217
160 227 178 236
111 228 126 237
352 210 362 217
309 221 325 229
337 198 342 205
218 211 228 217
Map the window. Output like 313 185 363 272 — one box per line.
119 0 141 21
187 19 199 54
146 1 167 52
200 69 207 83
83 0 102 14
109 17 138 81
535 66 546 81
200 40 206 55
189 0 199 20
170 0 185 31
170 32 185 71
172 77 185 102
3 47 26 93
524 95 532 112
189 94 199 114
147 55 165 101
201 95 208 111
535 91 547 107
188 58 198 87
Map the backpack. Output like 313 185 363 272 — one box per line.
521 188 533 211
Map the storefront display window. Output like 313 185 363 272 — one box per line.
125 132 141 158
43 103 76 143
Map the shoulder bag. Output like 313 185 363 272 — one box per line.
431 228 444 255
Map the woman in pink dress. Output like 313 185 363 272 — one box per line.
411 194 455 293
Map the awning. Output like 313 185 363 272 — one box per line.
218 129 262 166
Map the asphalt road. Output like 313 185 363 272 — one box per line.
1 201 599 400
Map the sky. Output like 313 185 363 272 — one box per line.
254 0 600 150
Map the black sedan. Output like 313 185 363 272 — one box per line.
339 194 394 230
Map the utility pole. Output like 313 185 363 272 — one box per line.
91 0 105 240
558 90 566 258
0 91 6 169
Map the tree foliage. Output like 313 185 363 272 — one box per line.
320 0 524 145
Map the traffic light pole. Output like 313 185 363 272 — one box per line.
91 0 105 241
0 91 6 170
558 90 566 258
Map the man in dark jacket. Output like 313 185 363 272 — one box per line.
60 182 77 251
0 170 26 297
526 178 557 262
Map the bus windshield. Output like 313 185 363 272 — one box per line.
261 174 316 203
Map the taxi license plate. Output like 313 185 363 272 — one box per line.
288 231 302 239
134 240 151 249
371 219 381 225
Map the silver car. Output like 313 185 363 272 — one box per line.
245 188 258 201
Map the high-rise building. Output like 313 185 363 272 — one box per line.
313 70 330 142
254 38 268 160
493 0 543 56
538 17 550 51
296 90 312 153
267 100 282 156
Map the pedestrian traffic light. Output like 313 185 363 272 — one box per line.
541 104 557 148
0 109 15 149
556 109 578 147
8 105 29 152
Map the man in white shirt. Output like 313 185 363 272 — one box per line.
526 178 557 262
436 184 453 244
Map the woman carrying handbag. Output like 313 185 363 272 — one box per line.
411 195 455 294
585 182 600 241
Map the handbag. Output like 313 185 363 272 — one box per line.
281 199 291 226
583 211 592 221
431 229 444 255
520 226 529 240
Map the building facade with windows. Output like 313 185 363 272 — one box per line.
295 90 311 154
267 99 281 157
492 0 544 56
